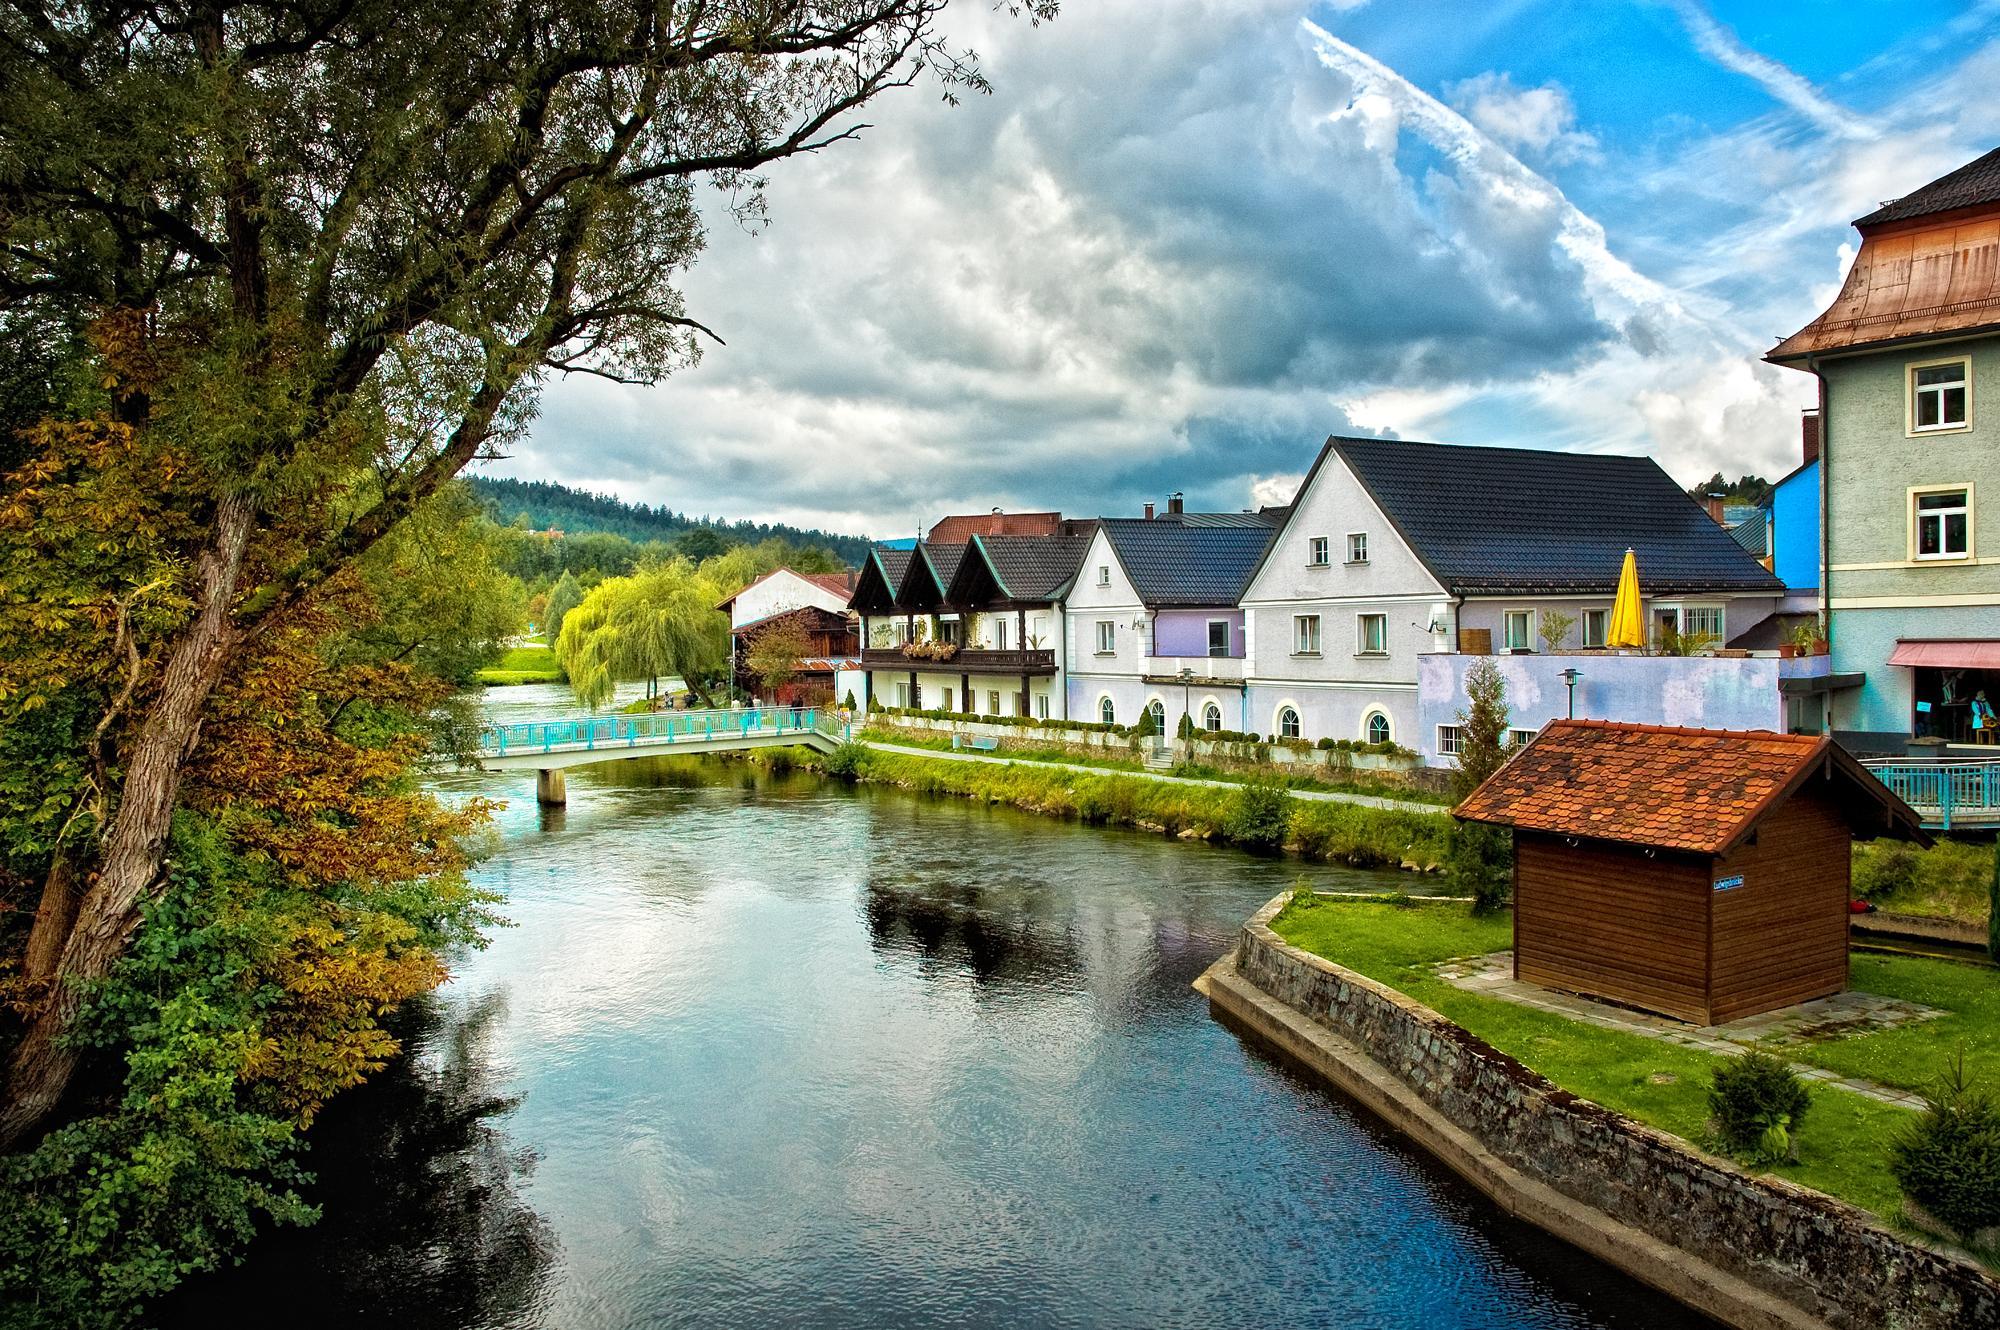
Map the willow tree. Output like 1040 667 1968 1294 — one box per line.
0 0 1051 1147
555 558 730 707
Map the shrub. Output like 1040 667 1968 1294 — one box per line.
1852 840 1923 901
1284 878 1322 913
1709 1052 1811 1163
1226 781 1293 853
1446 819 1512 912
1890 1053 2000 1240
841 691 857 710
823 742 867 781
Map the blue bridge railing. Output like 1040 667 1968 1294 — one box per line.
1862 758 2000 830
478 706 848 758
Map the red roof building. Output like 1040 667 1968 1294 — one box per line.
1456 721 1924 1024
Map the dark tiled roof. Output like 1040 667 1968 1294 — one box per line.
922 543 966 588
1728 515 1769 559
1453 720 1921 854
974 534 1094 601
876 547 912 593
1328 437 1783 596
1855 147 2000 227
1155 510 1283 529
1101 518 1280 608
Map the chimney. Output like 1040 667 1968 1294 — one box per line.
1143 502 1154 520
1801 408 1821 465
1702 492 1727 524
1168 491 1184 515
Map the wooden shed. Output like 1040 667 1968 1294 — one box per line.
1454 721 1927 1026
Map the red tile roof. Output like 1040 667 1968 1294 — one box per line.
926 511 1063 544
1453 720 1919 855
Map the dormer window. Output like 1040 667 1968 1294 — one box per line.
1911 359 1969 433
1308 536 1330 567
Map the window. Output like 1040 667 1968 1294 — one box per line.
1278 707 1301 739
996 619 1008 650
1095 620 1116 654
1036 694 1049 720
1507 728 1536 749
1097 564 1111 586
1203 702 1223 732
1308 536 1330 566
1148 700 1166 732
988 689 1001 715
1347 532 1369 564
896 682 909 707
1293 614 1321 655
1581 608 1607 648
1912 359 1969 432
1436 724 1462 757
1207 620 1231 657
1915 488 1971 560
1504 610 1534 652
1356 613 1388 655
942 688 953 713
1684 606 1725 641
1099 696 1116 725
1364 711 1391 745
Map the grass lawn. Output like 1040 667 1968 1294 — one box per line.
1272 897 1916 1217
1780 952 2000 1097
475 644 562 685
1853 836 1992 925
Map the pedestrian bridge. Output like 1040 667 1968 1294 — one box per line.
473 707 851 804
1862 758 2000 831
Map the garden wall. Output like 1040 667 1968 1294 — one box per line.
1213 895 2000 1330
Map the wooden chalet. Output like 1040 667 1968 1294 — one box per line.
1455 721 1927 1025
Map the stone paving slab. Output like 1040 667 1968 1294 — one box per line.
1434 951 1938 1110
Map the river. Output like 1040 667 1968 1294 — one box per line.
163 683 1710 1329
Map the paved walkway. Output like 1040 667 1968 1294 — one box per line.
1435 951 1936 1109
858 740 1444 815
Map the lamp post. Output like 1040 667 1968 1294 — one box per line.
1559 667 1582 718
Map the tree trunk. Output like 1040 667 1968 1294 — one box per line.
0 494 253 1150
21 854 79 990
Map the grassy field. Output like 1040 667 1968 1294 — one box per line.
475 644 563 685
808 744 1453 871
1270 896 1952 1218
860 725 1452 804
1853 836 1993 924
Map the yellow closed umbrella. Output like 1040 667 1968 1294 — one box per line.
1606 548 1646 649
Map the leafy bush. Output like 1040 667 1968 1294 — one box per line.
1226 781 1293 852
1445 819 1511 912
1852 840 1924 901
1890 1054 2000 1240
1709 1052 1812 1163
822 742 867 780
841 690 857 710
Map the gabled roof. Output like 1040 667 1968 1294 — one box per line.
715 566 854 612
1453 720 1926 855
926 511 1063 544
957 532 1095 604
1728 515 1769 559
1099 518 1280 608
892 542 963 609
1317 436 1782 597
848 547 910 614
1855 146 2000 228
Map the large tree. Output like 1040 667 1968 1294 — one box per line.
0 0 1047 1147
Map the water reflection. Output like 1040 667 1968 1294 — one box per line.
164 753 1713 1330
160 994 556 1329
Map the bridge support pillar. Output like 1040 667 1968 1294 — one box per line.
537 768 567 807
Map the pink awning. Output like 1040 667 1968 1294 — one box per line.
1887 640 2000 669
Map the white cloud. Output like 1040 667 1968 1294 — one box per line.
1670 1 1879 141
1445 72 1600 164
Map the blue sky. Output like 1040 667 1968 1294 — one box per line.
487 0 2000 538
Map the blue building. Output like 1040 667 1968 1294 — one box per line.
1769 411 1820 593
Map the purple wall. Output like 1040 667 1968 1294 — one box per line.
1153 609 1244 658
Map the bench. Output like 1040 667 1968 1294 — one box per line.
950 734 1002 753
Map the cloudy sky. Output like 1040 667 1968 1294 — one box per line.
484 0 2000 539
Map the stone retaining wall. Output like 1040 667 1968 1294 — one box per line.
1229 895 2000 1330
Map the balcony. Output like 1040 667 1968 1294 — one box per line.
1142 654 1244 685
861 647 1057 676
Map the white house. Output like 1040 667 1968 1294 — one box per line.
1238 437 1788 755
717 567 854 631
1065 512 1279 733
